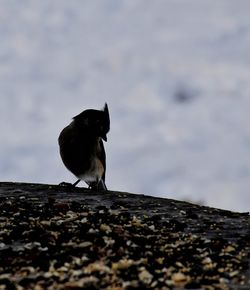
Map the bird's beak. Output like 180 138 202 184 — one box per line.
102 134 107 142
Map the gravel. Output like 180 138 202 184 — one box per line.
0 182 249 289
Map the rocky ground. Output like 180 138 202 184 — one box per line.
0 182 249 290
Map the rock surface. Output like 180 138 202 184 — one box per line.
0 182 249 289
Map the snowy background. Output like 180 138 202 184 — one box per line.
0 1 250 212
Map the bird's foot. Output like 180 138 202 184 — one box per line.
59 182 75 187
59 180 80 188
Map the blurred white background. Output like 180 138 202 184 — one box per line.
0 1 250 211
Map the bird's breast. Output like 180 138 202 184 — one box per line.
79 156 104 183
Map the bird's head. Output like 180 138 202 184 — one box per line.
73 103 110 141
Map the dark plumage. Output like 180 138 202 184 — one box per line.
58 103 110 190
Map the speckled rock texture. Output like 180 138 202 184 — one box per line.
0 182 249 290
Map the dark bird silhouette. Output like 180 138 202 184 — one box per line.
58 103 110 190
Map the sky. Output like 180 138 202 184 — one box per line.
0 1 250 212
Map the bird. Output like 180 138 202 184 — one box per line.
58 103 110 190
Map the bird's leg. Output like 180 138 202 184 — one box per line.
98 179 107 191
72 179 81 187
